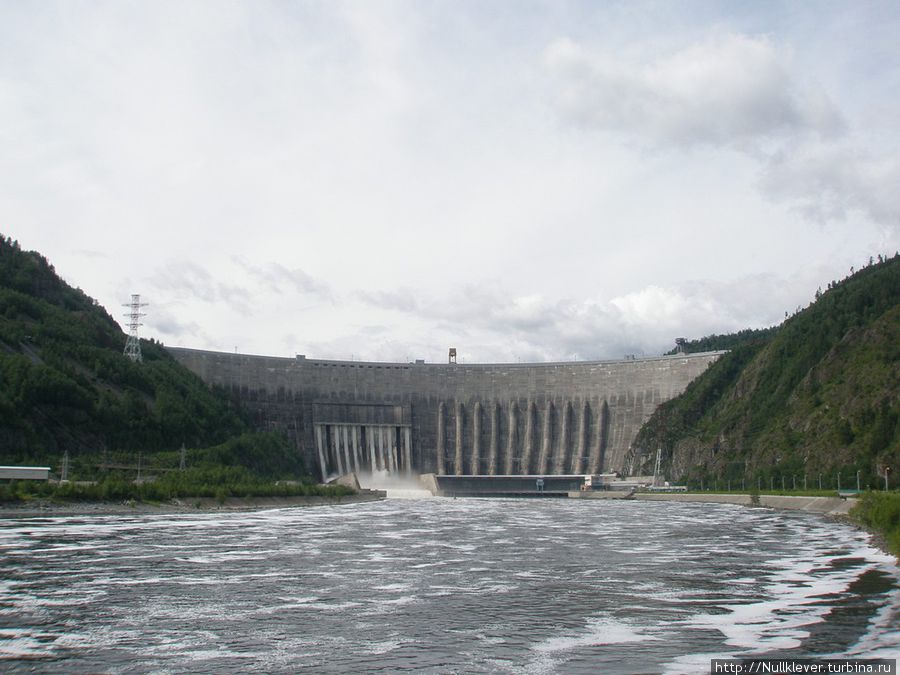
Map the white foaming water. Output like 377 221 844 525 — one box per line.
384 487 435 499
832 545 900 661
843 596 900 659
664 650 739 675
357 470 435 499
534 617 659 652
0 498 897 673
525 617 662 675
678 544 882 653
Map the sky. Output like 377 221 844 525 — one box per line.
1 1 898 363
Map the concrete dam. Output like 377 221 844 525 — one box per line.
167 348 723 481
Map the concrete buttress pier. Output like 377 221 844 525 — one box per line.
167 348 723 481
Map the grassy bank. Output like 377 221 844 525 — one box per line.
850 492 900 557
0 469 355 506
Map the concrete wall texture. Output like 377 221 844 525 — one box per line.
167 348 723 481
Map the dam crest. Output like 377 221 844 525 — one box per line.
167 348 724 481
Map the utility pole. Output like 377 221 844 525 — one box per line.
653 447 662 487
180 443 186 471
61 450 69 482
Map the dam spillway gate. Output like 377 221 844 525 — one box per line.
167 348 724 480
312 402 413 478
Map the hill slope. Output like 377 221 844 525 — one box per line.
628 255 900 488
0 235 303 480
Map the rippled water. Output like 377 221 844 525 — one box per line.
1 497 898 673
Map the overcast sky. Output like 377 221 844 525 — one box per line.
2 1 898 363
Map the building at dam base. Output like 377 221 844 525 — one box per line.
167 348 723 481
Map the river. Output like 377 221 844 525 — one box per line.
1 497 898 673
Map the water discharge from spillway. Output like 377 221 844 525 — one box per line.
357 469 434 499
316 424 413 481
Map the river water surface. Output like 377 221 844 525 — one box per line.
1 497 898 673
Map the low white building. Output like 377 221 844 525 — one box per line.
0 466 51 481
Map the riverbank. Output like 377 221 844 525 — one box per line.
0 489 387 517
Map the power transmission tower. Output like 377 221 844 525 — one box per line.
123 294 148 362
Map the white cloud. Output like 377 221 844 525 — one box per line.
760 142 900 228
151 306 204 341
2 3 897 362
351 276 802 363
543 33 844 148
147 262 252 312
232 257 332 299
543 29 900 233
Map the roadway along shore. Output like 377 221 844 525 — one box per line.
630 492 855 515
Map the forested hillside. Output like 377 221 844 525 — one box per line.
629 254 899 489
0 235 304 481
665 327 776 355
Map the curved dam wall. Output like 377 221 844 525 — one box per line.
167 348 723 481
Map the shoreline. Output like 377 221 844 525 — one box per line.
0 489 387 518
